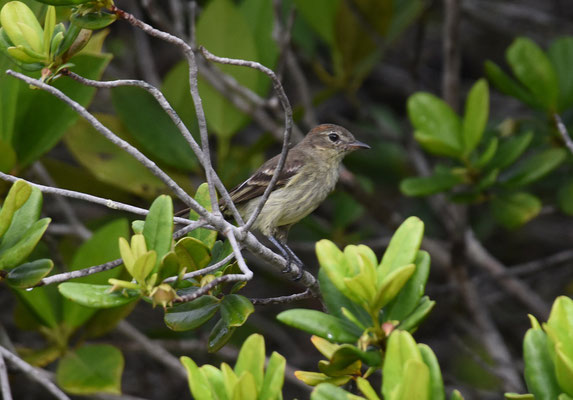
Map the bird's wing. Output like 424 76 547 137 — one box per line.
222 152 304 210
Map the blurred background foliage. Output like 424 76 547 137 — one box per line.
1 0 573 399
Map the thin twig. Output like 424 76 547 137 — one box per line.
116 321 186 379
6 70 207 219
163 253 236 283
0 354 12 400
465 230 550 319
0 346 70 400
0 172 198 226
32 162 92 240
553 113 573 155
200 47 293 232
36 259 123 287
59 69 242 224
250 289 313 305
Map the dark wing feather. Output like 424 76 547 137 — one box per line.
221 150 304 211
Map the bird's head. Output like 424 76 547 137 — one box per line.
302 124 370 161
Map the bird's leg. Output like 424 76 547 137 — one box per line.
268 225 304 280
266 235 292 273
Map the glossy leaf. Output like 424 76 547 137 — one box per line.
382 330 423 400
491 192 541 229
5 258 52 287
523 329 560 400
378 216 424 279
487 131 533 171
64 114 169 198
330 345 383 368
0 217 50 270
408 92 463 158
14 53 111 166
503 148 567 188
181 356 214 400
220 294 254 327
484 61 540 109
111 86 197 171
208 317 236 353
188 183 217 250
0 185 41 254
277 309 361 343
507 37 559 111
56 344 123 395
372 263 415 312
143 194 173 271
462 79 489 156
311 383 364 400
385 251 430 322
235 334 264 394
70 12 117 30
260 351 286 400
174 237 211 272
0 179 32 238
165 295 220 331
400 169 463 197
58 283 139 308
196 0 259 138
419 344 445 400
548 37 573 111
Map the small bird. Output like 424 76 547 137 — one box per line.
222 124 370 279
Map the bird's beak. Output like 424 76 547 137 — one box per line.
347 140 371 150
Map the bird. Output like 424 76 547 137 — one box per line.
221 124 370 279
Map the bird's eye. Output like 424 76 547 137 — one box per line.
328 133 339 142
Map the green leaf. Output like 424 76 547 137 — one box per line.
293 0 340 47
356 377 380 400
330 345 383 368
311 383 365 400
372 263 415 312
400 168 463 197
396 359 430 400
5 258 53 288
507 37 559 111
0 217 50 270
165 295 220 331
396 296 435 333
491 192 541 229
143 194 173 271
188 183 217 250
385 251 430 322
316 239 355 295
260 351 286 400
0 52 19 146
558 180 573 216
487 131 533 171
58 283 139 308
505 394 535 400
523 329 560 400
196 0 259 138
70 12 117 30
503 148 567 188
208 317 236 353
408 92 463 158
111 86 197 171
56 344 123 395
220 294 254 327
450 390 465 400
14 53 111 166
555 345 573 397
200 365 227 400
277 309 361 343
181 356 214 400
419 344 445 400
382 330 423 400
379 216 424 279
235 334 265 394
64 114 170 198
0 180 32 238
484 61 540 109
0 139 15 172
174 237 211 272
462 79 489 156
545 297 573 366
548 37 573 111
474 137 498 169
14 285 59 328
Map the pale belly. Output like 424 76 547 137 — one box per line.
239 166 339 235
